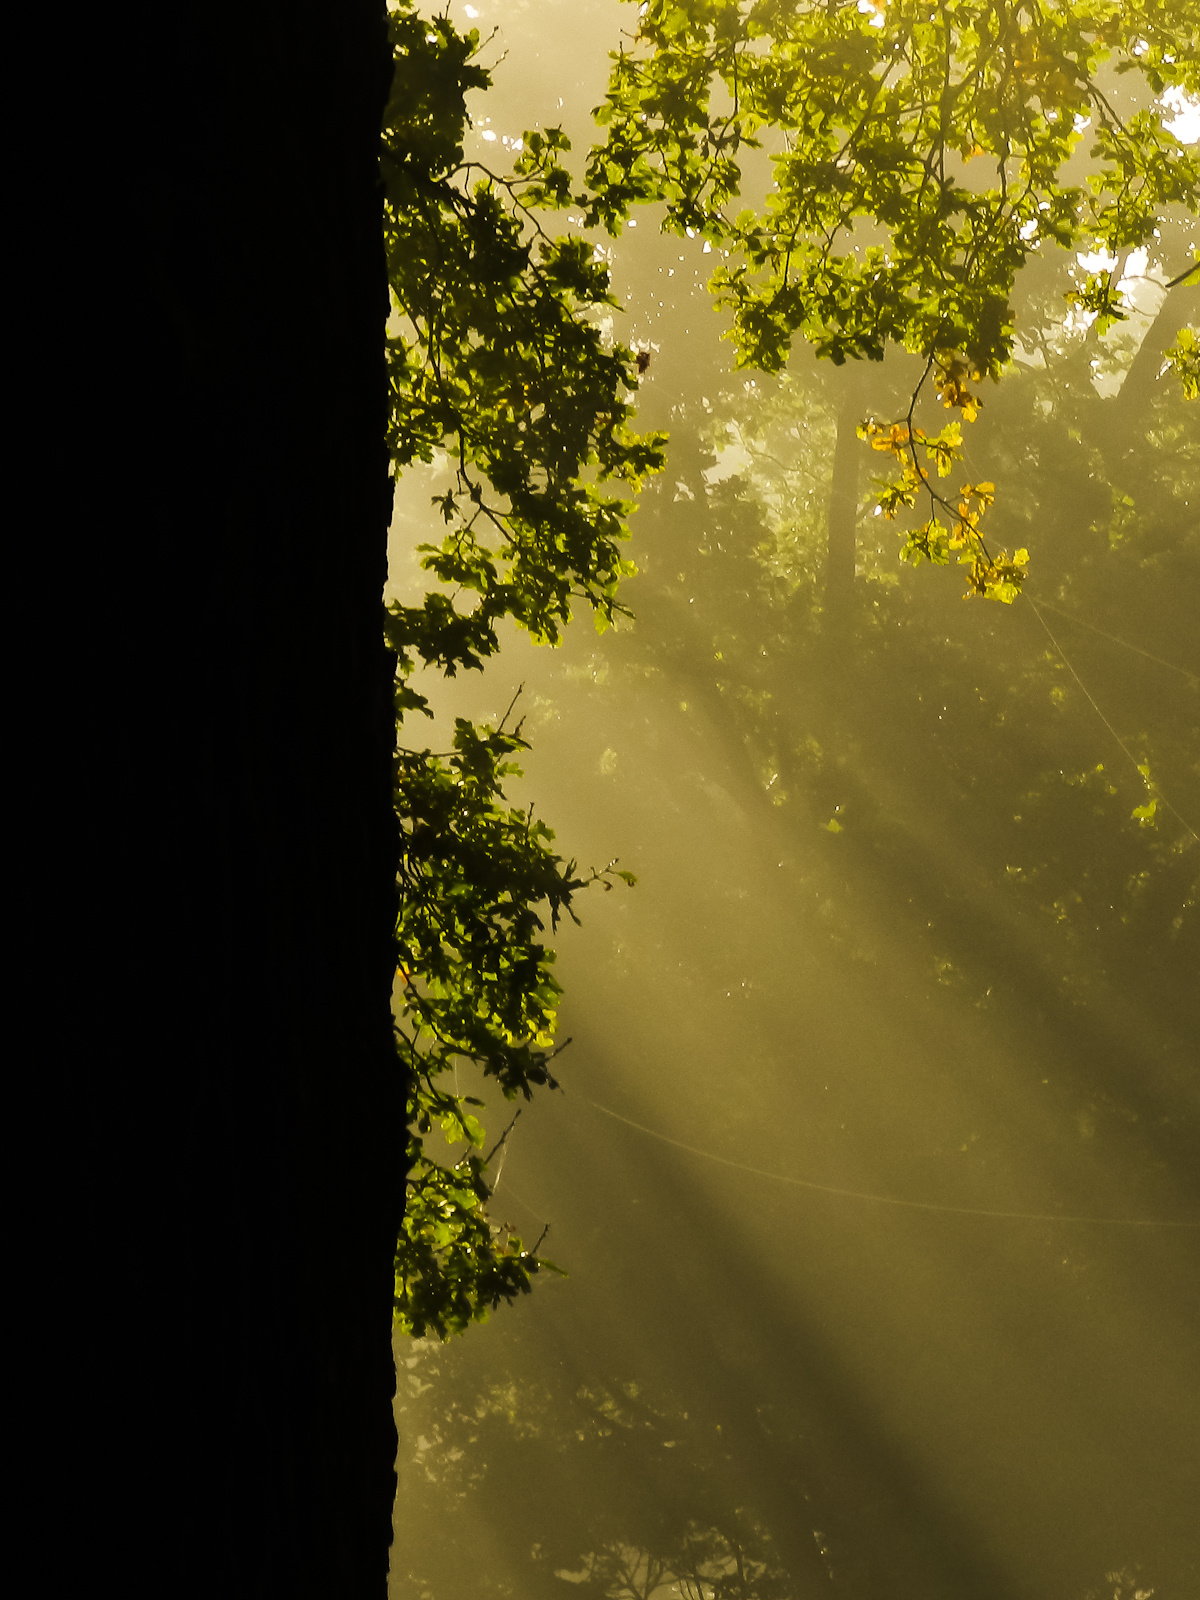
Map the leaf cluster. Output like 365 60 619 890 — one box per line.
383 3 654 1336
383 3 666 721
1165 321 1200 398
586 0 1200 597
860 357 1027 599
393 710 636 1338
588 0 1200 376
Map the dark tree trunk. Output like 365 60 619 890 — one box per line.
1111 280 1199 423
822 371 864 631
40 5 404 1595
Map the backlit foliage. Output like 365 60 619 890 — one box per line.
1165 323 1200 397
586 0 1200 596
384 0 1197 1338
382 1 658 1336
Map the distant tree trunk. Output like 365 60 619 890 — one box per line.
822 371 864 629
49 6 404 1596
1111 280 1199 425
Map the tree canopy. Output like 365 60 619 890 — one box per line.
384 0 1198 1340
382 0 661 1336
586 0 1199 595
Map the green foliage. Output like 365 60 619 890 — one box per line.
586 0 1200 595
382 0 1196 1338
1064 267 1129 336
1165 322 1200 398
582 203 1198 1033
393 1131 552 1343
383 1 658 1337
393 709 635 1338
382 2 666 704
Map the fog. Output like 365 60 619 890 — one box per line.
387 5 1200 1595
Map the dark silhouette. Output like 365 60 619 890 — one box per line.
52 5 404 1595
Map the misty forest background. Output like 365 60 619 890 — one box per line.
385 3 1199 1599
